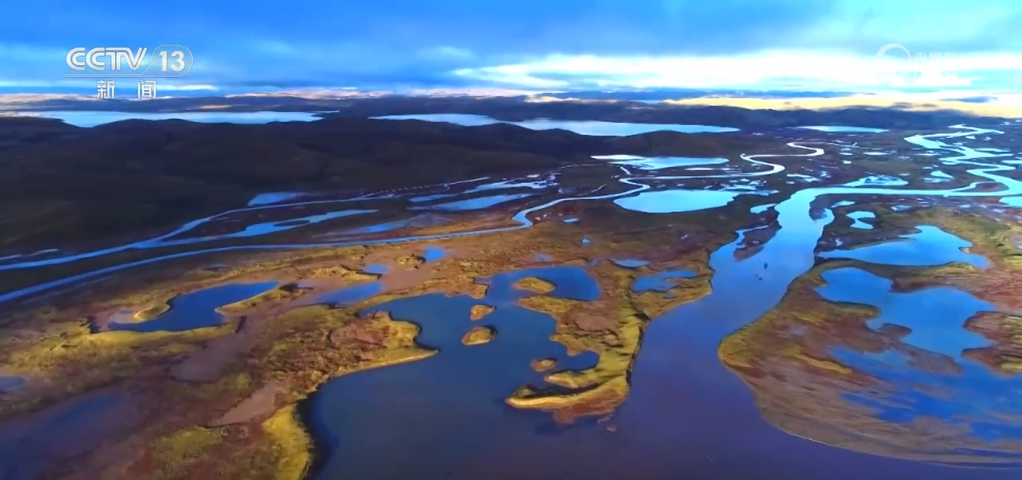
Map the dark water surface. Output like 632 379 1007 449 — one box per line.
302 126 1022 479
305 266 600 479
107 282 277 333
0 377 25 393
3 125 1022 478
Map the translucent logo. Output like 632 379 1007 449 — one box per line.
875 44 960 87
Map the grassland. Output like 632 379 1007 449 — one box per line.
0 208 732 479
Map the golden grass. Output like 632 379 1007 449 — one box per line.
512 277 556 294
516 295 578 317
546 313 643 390
152 427 226 480
0 216 741 476
531 358 556 372
719 262 876 371
506 256 721 422
258 405 312 480
506 376 630 423
462 326 496 345
469 304 495 321
1002 358 1022 372
134 302 171 321
779 345 853 375
0 322 226 420
217 287 302 314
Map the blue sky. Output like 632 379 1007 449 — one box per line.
2 0 1021 93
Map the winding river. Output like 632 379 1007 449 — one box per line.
2 124 1022 477
295 125 1022 479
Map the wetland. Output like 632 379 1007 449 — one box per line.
1 109 1022 480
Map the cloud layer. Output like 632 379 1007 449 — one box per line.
2 0 1020 92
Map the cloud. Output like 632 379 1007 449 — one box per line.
0 0 1020 92
417 46 475 61
454 51 1022 90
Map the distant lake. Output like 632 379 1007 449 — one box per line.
373 113 740 136
28 111 324 127
797 126 888 133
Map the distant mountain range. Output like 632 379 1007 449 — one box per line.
6 93 1009 129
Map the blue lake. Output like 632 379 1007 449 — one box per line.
482 265 601 301
248 192 304 206
0 390 131 480
0 376 26 393
304 267 601 480
107 282 277 333
372 113 739 136
422 246 447 262
847 211 875 229
613 190 742 214
817 268 993 357
817 267 1022 447
592 155 729 170
1002 196 1022 207
797 126 888 133
819 225 988 267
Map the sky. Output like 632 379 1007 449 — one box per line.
1 0 1021 94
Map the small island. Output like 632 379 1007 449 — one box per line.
462 326 497 346
531 358 557 372
470 304 495 320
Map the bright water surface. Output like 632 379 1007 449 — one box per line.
373 113 739 135
5 125 1022 478
798 126 888 133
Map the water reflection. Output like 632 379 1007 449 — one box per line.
248 192 304 206
819 225 989 267
482 265 600 301
847 211 875 229
592 155 729 170
614 190 743 213
5 124 1022 478
0 376 26 393
107 282 276 333
373 113 739 135
818 268 993 357
798 126 888 133
422 246 447 262
305 268 600 480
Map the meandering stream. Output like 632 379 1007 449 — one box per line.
301 125 1022 479
2 125 1022 477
